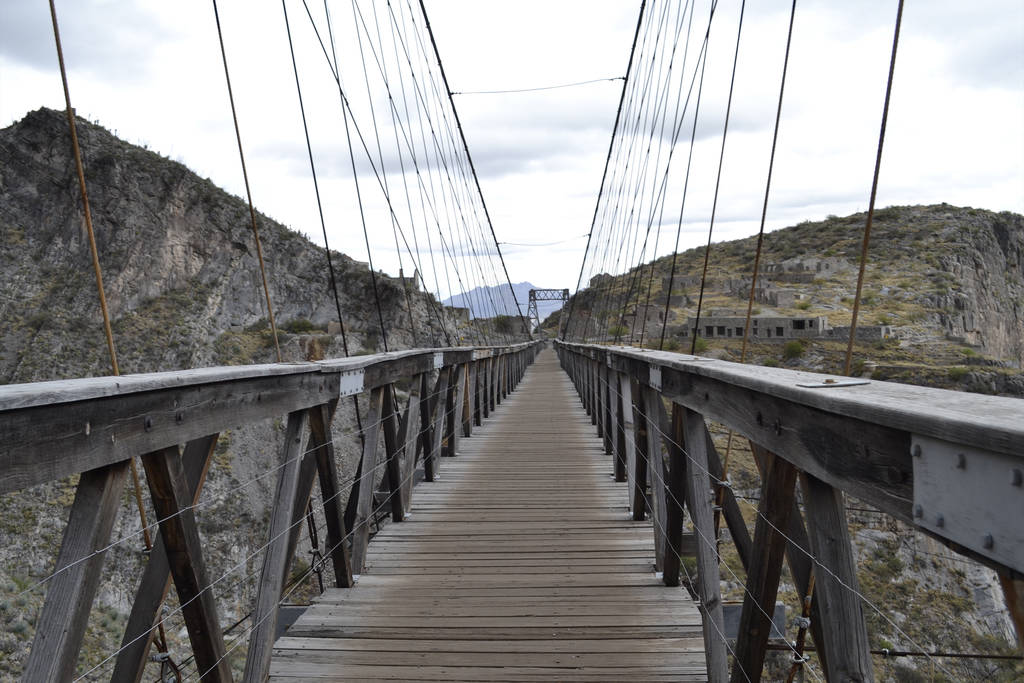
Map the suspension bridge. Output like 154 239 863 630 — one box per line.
2 0 1022 681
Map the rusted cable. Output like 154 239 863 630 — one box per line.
843 0 905 376
48 0 165 655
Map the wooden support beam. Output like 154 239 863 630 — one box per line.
244 410 310 682
141 446 231 682
24 462 130 682
400 373 425 514
444 364 465 458
642 386 668 572
114 435 218 683
704 429 752 572
308 402 353 588
627 378 649 521
749 441 830 677
284 439 320 593
999 571 1024 649
682 408 728 682
731 449 798 683
463 361 476 437
425 368 450 481
613 372 628 482
351 386 385 573
601 364 614 455
381 386 405 522
800 472 874 682
655 401 687 587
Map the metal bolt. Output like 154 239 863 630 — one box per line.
936 514 945 528
144 416 153 432
983 534 995 550
956 453 966 469
175 412 184 425
914 504 923 518
911 444 922 458
1012 469 1022 487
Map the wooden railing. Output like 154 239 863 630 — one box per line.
0 341 543 682
555 340 1024 683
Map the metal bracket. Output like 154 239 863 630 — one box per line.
433 352 444 369
912 434 1024 572
795 379 869 388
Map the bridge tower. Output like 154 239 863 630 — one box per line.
527 288 570 335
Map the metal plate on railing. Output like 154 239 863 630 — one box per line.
912 434 1024 572
649 365 662 392
338 369 365 398
434 352 444 369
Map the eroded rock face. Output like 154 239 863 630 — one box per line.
0 108 498 678
0 107 464 382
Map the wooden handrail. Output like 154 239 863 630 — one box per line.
3 341 543 682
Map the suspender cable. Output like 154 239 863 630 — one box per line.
212 0 282 362
676 0 746 353
416 0 532 341
564 0 647 341
844 0 905 376
739 0 797 363
49 0 164 657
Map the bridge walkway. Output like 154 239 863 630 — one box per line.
269 348 706 681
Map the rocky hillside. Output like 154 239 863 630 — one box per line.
0 108 497 385
0 108 523 679
556 207 1024 678
558 204 1023 394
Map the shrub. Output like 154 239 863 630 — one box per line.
783 340 805 359
608 324 629 338
948 366 968 381
796 300 811 310
282 318 316 334
662 338 681 352
693 336 709 353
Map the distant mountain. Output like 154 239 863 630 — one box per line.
443 281 565 323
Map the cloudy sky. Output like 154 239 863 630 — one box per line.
1 0 1022 299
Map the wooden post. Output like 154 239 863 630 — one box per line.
308 402 354 588
244 410 310 682
429 368 451 476
658 402 687 587
800 472 874 682
682 408 728 683
351 386 385 573
705 430 752 571
1000 572 1024 648
142 446 231 682
381 386 405 522
482 357 491 419
445 364 465 458
601 363 614 455
24 462 130 682
114 435 218 683
400 373 424 514
473 359 483 426
731 449 798 683
613 371 628 482
642 385 667 571
463 361 476 437
628 378 649 521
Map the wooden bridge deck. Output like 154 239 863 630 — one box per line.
270 348 706 681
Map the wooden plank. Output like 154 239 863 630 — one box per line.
444 364 465 458
141 446 230 682
463 361 475 437
352 387 385 573
682 408 728 683
309 401 354 589
705 430 752 571
113 434 218 683
0 370 337 493
23 462 130 682
270 347 703 680
1000 572 1024 648
399 373 424 513
640 387 667 574
656 401 685 587
800 472 874 682
245 409 310 682
730 449 798 683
